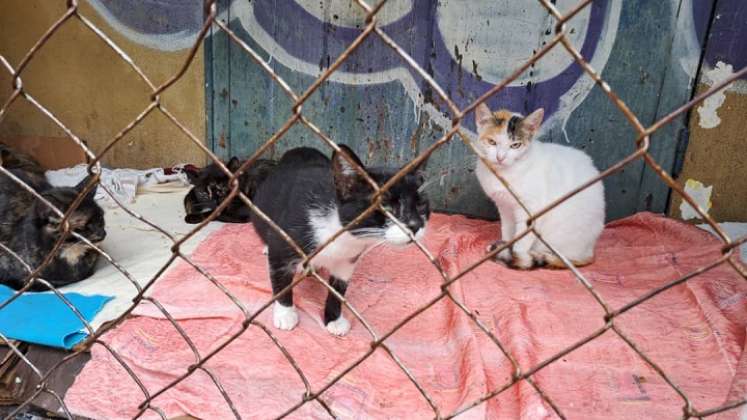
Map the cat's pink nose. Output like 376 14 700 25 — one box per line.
495 153 507 163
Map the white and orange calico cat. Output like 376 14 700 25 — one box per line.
474 103 605 269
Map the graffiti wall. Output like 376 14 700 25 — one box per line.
3 0 744 220
199 0 722 220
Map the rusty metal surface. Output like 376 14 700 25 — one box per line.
0 0 745 419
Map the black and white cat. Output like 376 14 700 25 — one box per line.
251 145 430 336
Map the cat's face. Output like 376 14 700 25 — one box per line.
184 158 239 223
332 146 430 246
38 176 106 244
474 104 544 168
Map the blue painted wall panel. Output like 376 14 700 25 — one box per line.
205 0 712 220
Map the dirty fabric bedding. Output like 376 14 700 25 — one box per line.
0 187 217 349
58 187 220 331
63 213 747 419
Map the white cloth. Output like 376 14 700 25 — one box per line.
45 164 191 206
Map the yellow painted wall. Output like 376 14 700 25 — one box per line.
669 86 747 222
0 0 207 169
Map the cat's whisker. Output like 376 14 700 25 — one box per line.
351 232 385 239
349 227 386 236
351 229 384 234
356 239 387 261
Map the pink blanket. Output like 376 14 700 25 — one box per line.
65 213 747 419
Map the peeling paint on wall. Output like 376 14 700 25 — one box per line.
680 179 713 220
693 0 747 92
697 61 735 128
699 60 747 95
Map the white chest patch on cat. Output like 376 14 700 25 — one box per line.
60 243 90 264
309 207 374 275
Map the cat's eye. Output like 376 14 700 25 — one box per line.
486 138 496 146
510 142 522 149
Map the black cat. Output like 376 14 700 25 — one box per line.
183 157 277 224
0 151 106 291
251 145 430 336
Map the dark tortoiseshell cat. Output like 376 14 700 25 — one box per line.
0 146 106 291
183 156 277 224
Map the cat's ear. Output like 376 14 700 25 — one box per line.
35 192 64 226
227 156 241 173
521 108 544 135
74 174 98 202
475 103 494 133
183 165 201 184
410 154 429 187
0 149 18 168
332 144 365 199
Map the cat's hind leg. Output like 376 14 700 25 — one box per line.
268 253 299 331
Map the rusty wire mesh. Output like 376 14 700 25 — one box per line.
0 0 746 418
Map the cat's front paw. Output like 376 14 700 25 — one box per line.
325 316 351 336
496 248 513 264
509 252 535 270
488 241 512 264
273 302 299 331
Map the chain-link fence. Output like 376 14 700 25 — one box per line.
1 0 746 418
